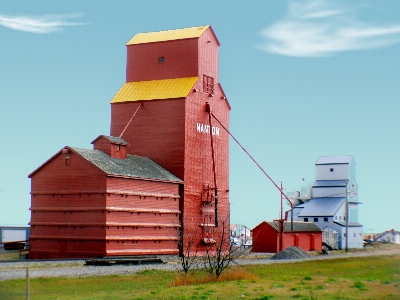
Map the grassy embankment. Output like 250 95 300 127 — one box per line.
1 252 399 299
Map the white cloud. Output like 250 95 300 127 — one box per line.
257 0 400 57
0 13 85 34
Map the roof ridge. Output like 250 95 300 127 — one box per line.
127 25 210 45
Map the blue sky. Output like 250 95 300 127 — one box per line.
1 0 399 234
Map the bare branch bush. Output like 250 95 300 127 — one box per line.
176 222 201 274
202 216 247 278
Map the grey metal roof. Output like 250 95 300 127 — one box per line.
267 221 321 233
91 135 129 145
333 221 363 227
297 198 345 217
312 180 347 187
316 156 353 165
70 147 182 183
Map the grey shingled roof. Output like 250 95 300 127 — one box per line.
70 147 182 183
267 221 321 232
91 135 130 145
297 198 345 217
316 156 353 165
104 135 129 145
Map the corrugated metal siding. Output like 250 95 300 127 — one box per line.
316 155 353 165
126 26 209 45
298 198 345 217
110 77 198 103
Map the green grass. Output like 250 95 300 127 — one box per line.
1 255 400 299
0 251 20 261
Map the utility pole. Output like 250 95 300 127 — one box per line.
345 181 349 252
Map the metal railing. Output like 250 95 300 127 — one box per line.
0 240 30 258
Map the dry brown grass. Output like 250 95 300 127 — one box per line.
172 268 258 287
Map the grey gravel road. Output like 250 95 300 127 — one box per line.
1 249 399 281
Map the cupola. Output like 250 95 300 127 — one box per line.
91 135 129 159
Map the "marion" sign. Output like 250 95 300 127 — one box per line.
196 123 220 136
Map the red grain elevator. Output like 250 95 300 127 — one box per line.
28 25 230 258
111 25 231 252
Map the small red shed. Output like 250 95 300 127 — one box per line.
28 136 182 259
251 221 322 253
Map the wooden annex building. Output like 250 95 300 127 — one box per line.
29 25 231 259
251 221 322 253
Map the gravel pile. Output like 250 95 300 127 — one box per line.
270 246 312 260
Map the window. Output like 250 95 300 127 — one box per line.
158 57 164 63
324 217 328 222
203 75 214 94
344 216 346 221
65 154 71 166
354 233 356 237
304 218 308 222
117 145 120 152
339 216 342 220
314 218 318 222
330 168 334 172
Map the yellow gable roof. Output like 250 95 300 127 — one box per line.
126 26 209 45
110 77 199 103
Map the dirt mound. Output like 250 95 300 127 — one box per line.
270 246 312 260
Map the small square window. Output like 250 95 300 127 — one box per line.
339 216 342 220
304 218 308 222
314 218 318 222
158 57 165 63
330 168 334 172
324 217 328 222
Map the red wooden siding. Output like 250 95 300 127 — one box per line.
252 222 322 253
92 136 127 159
30 151 106 194
30 26 229 258
126 39 199 82
29 149 181 258
111 99 186 180
198 27 220 84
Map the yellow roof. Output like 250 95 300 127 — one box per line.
127 26 209 45
110 77 199 103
